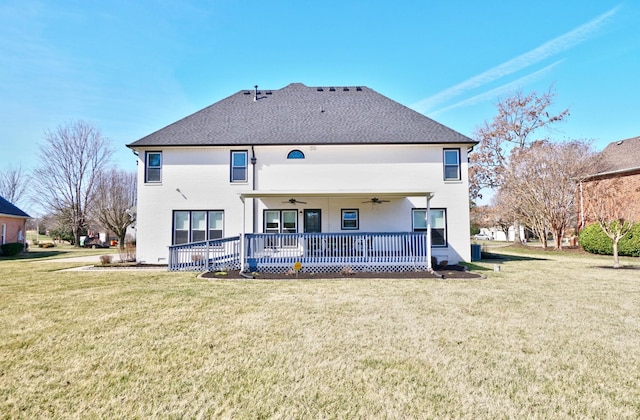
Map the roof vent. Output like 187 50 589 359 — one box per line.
317 87 324 91
329 87 336 91
617 141 624 145
243 91 250 95
356 87 362 91
266 91 272 95
343 87 349 91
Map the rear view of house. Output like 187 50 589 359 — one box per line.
127 83 476 272
0 195 30 248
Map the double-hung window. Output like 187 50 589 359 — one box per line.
443 148 461 181
341 209 359 230
173 210 224 245
230 151 248 182
145 151 162 183
412 208 447 247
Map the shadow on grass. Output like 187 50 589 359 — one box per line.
459 262 491 272
592 265 640 270
0 250 75 261
480 252 549 262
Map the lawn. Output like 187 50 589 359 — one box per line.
1 248 639 418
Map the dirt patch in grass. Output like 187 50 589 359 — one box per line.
202 265 483 280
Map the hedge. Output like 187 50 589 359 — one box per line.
579 222 640 257
0 242 25 257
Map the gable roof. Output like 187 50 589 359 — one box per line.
0 195 30 218
128 83 474 148
588 136 640 178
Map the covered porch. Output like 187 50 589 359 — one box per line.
238 190 436 273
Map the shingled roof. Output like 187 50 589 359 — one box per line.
128 83 474 147
591 136 640 176
0 195 30 218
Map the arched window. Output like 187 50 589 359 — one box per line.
287 149 305 159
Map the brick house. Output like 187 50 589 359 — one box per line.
0 195 30 247
578 136 640 230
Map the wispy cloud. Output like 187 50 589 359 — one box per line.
412 6 620 114
429 61 564 116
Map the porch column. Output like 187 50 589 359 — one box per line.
426 193 434 271
240 196 246 272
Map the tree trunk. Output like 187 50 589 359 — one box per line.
118 232 126 251
612 239 620 268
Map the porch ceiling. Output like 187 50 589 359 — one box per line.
239 190 433 201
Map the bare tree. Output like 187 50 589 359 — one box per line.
0 165 29 207
92 169 136 250
583 177 640 268
32 121 113 247
470 87 570 242
503 140 595 249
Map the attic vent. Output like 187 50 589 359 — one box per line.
356 87 362 91
329 87 336 91
343 87 349 91
317 88 324 91
617 141 624 145
244 91 251 95
266 91 272 95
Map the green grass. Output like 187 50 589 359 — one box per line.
1 249 639 418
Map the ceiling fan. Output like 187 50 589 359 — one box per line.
283 198 307 205
362 197 390 204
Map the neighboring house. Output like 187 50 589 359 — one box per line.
578 135 640 230
0 195 30 247
127 83 476 272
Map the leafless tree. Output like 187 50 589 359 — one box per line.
0 165 29 207
470 87 570 242
583 177 640 268
92 169 136 250
502 140 595 249
32 121 113 247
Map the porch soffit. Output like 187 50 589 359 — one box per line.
239 190 433 200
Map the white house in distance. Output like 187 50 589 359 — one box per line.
127 83 476 273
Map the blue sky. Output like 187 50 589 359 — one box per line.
1 0 638 174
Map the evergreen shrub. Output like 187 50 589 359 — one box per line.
579 222 640 257
0 242 25 256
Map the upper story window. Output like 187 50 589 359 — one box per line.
230 151 248 182
412 208 447 247
145 152 162 183
443 148 461 181
287 149 305 159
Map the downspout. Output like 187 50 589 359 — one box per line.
251 146 257 233
579 180 585 231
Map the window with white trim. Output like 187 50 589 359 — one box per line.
412 208 447 247
443 148 461 181
341 209 359 230
264 210 298 247
145 151 162 183
230 151 248 182
173 210 224 245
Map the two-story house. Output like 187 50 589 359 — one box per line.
127 83 476 273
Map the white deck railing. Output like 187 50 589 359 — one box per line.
168 236 240 271
245 232 429 273
168 232 431 273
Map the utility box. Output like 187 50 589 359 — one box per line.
471 244 482 261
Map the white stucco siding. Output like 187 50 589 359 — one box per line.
134 143 472 264
135 147 252 263
254 145 442 191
